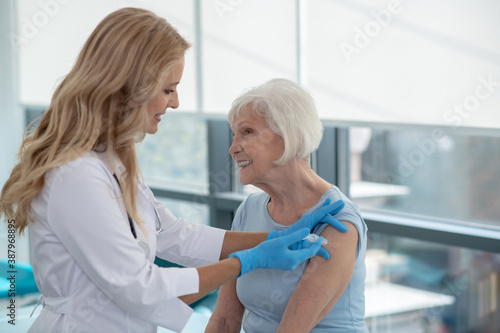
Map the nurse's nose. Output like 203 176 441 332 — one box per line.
168 93 180 109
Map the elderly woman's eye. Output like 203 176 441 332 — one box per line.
244 129 252 135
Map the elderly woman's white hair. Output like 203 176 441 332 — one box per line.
228 78 323 165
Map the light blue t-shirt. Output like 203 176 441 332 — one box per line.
232 186 368 333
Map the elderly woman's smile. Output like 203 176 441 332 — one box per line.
237 160 253 169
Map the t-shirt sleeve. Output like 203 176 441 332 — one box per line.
231 197 247 232
314 189 368 260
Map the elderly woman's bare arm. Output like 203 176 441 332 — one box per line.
277 222 359 333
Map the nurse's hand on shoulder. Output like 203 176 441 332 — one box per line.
229 228 325 276
267 198 347 241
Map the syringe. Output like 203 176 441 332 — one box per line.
303 234 328 246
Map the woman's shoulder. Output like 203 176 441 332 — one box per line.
323 186 367 232
240 190 269 208
46 151 111 187
233 190 267 220
323 185 347 201
324 186 357 211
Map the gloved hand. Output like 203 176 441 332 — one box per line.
229 228 325 277
294 235 330 260
267 198 347 241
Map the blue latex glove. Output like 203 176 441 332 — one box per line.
294 235 330 260
267 198 347 241
229 228 325 277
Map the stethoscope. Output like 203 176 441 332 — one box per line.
113 174 163 258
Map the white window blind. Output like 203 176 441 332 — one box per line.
307 0 500 130
16 0 500 130
16 0 197 111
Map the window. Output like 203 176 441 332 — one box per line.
350 127 500 229
157 197 210 226
366 232 500 332
137 113 209 193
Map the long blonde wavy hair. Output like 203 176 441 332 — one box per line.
0 7 190 234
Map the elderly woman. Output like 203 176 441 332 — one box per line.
205 78 368 332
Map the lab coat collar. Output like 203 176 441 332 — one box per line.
93 148 126 178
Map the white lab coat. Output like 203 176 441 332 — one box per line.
27 151 226 333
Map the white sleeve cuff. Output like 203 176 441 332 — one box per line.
156 220 226 267
159 266 199 298
150 296 194 332
147 267 199 332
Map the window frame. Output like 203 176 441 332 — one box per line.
194 118 500 254
22 105 500 253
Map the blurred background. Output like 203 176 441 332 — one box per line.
1 1 499 332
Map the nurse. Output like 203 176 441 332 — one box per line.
0 7 347 333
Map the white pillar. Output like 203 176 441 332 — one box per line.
1 0 29 263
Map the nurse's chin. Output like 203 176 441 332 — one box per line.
147 124 159 135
